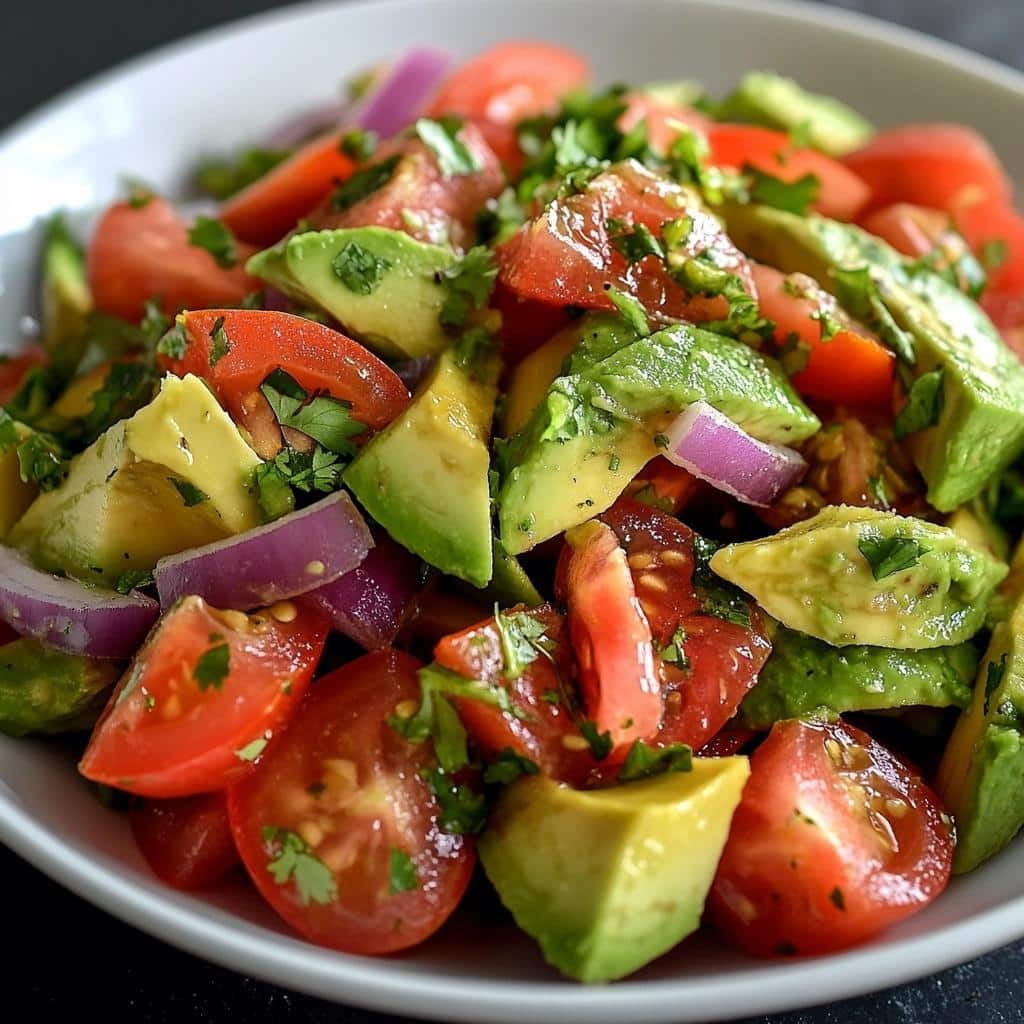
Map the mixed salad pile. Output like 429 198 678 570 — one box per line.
6 41 1024 982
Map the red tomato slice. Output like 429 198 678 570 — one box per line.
707 124 871 222
859 202 950 258
130 791 239 889
708 718 953 957
220 133 357 246
0 345 47 405
433 605 596 784
88 198 259 322
619 93 710 156
600 499 772 751
497 161 755 324
227 649 475 954
624 457 706 516
843 123 1013 218
428 41 589 126
79 597 328 797
491 280 573 364
307 124 503 251
563 519 660 758
982 290 1024 362
955 198 1024 294
751 262 895 407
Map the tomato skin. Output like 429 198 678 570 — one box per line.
751 263 895 407
227 649 475 954
161 309 410 457
563 520 660 758
599 499 772 752
79 597 329 798
708 718 954 957
0 345 47 405
88 198 259 322
619 93 709 155
220 133 356 246
433 606 596 784
706 124 871 222
843 123 1012 218
130 791 239 889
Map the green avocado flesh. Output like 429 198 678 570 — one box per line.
497 314 819 554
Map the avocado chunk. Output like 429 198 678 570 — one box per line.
946 500 1010 562
717 72 873 156
9 374 263 585
497 313 819 554
711 505 1006 649
739 624 976 729
722 205 1024 511
0 416 40 539
247 227 456 359
501 322 582 437
40 213 92 362
0 638 120 738
479 760 750 983
344 345 499 587
486 537 543 607
937 594 1024 872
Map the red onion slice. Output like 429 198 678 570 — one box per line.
154 491 373 611
300 531 420 650
0 547 159 659
662 401 807 507
350 47 452 139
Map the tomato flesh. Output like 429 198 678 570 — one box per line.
227 649 475 954
708 718 954 957
130 791 239 889
88 198 259 322
79 597 328 797
619 93 710 156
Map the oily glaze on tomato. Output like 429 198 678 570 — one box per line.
307 123 504 251
706 124 871 222
708 718 954 957
160 309 410 458
227 649 475 954
497 160 756 324
79 597 328 797
0 345 47 405
600 499 772 751
88 198 259 322
433 605 596 784
751 263 895 407
130 791 239 889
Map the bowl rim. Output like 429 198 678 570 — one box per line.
4 0 1024 1020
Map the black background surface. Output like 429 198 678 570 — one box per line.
4 1 1024 1021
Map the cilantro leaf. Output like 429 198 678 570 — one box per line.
439 246 498 329
857 533 930 580
63 360 155 448
330 154 401 212
140 301 172 350
340 128 377 162
388 848 419 895
605 286 651 337
657 626 690 670
114 569 154 595
332 241 391 295
608 221 665 264
668 251 766 335
16 433 68 492
4 366 57 425
193 642 231 690
209 316 232 367
893 366 944 441
252 445 342 520
156 323 189 360
476 188 526 245
196 147 290 200
235 737 268 762
0 409 18 452
579 720 613 760
188 216 238 268
618 740 693 782
260 368 366 456
810 307 842 341
170 478 209 507
415 117 482 177
483 748 540 786
262 825 337 906
746 165 820 215
494 607 552 680
424 767 488 835
984 653 1009 714
832 266 916 366
981 238 1008 271
691 534 753 627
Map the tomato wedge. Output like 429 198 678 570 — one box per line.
618 92 710 156
751 262 895 407
130 791 239 889
562 519 660 758
955 198 1024 294
88 198 259 322
162 309 410 458
0 345 47 405
220 133 357 246
706 124 871 222
433 605 596 784
708 718 954 957
982 290 1024 362
227 649 475 954
843 123 1013 218
600 499 772 751
859 202 950 258
79 596 328 797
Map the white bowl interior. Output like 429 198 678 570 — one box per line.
3 1 1024 1020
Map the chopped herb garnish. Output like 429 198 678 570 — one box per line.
608 221 665 264
984 653 1008 714
439 246 498 329
193 642 231 690
332 240 391 295
867 475 891 509
657 626 690 670
746 165 820 215
340 128 378 162
235 737 268 762
196 147 290 200
156 323 189 360
654 433 670 449
494 607 552 680
608 453 621 472
542 689 561 705
170 477 209 507
0 409 18 451
114 569 154 595
16 434 68 492
579 720 613 760
140 301 172 350
618 740 693 782
691 534 753 628
810 307 842 341
260 368 366 456
415 117 482 177
605 286 650 337
187 216 238 268
483 748 540 786
209 316 232 368
252 445 342 520
476 188 526 245
893 366 944 441
981 238 1008 271
857 533 929 580
424 767 488 835
832 265 916 366
262 825 337 906
388 848 419 895
330 154 401 212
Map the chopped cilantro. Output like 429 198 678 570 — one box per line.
605 286 650 337
114 569 154 595
746 165 820 215
439 246 498 329
252 445 342 520
235 737 268 762
832 265 916 365
196 147 290 200
669 252 765 334
608 453 621 472
330 154 401 212
414 117 482 177
340 128 377 162
332 240 391 295
424 767 488 835
476 188 526 245
653 433 669 449
208 317 232 367
140 301 171 350
0 409 18 451
4 366 56 425
388 848 419 895
608 221 665 264
16 433 68 492
170 478 209 507
156 323 189 360
857 533 930 580
981 238 1008 271
810 307 842 341
124 179 154 208
893 366 944 441
632 483 675 513
984 653 1009 714
193 642 231 690
691 534 753 627
777 332 811 376
579 720 613 760
483 748 540 786
542 689 561 705
262 825 337 906
867 475 891 509
657 626 690 670
618 740 693 782
187 216 237 268
260 368 366 456
494 607 552 679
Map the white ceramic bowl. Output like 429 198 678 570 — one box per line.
3 1 1024 1020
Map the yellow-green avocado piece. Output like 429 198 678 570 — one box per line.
479 759 750 983
40 213 92 359
711 505 1006 649
722 205 1024 512
344 345 499 588
9 373 263 585
247 227 456 359
0 419 39 539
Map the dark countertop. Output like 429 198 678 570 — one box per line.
3 1 1024 1021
